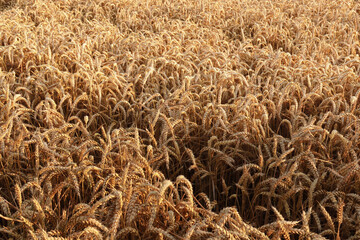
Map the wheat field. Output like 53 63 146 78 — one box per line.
0 0 360 239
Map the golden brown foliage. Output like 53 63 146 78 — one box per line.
0 0 360 239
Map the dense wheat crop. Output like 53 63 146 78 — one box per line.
0 0 360 239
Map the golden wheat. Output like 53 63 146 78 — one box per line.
0 0 360 239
